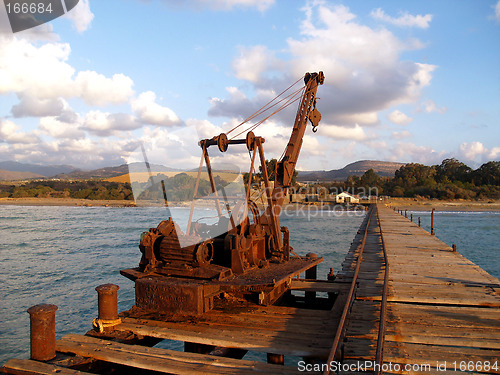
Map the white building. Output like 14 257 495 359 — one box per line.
335 192 359 204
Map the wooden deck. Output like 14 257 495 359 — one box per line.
339 203 500 374
2 203 499 374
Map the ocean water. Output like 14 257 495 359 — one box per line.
0 205 498 365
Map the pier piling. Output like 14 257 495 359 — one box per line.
431 208 435 235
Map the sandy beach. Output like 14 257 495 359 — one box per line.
0 197 136 207
0 196 499 211
386 197 500 212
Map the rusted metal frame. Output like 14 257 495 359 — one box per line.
256 138 283 251
322 206 374 375
186 153 205 235
243 146 258 223
218 183 236 231
374 207 389 375
202 145 224 218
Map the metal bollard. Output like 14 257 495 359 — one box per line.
93 284 121 333
27 304 58 361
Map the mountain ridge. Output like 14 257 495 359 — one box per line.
0 160 406 181
0 161 75 177
297 160 405 181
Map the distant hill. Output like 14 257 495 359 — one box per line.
0 161 75 177
0 169 43 181
297 160 405 182
55 163 178 180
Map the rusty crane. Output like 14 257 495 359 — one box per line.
121 72 325 314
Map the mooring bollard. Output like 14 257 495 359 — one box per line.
327 268 336 301
431 208 435 235
93 283 121 333
27 304 58 361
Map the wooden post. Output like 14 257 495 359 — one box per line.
431 208 435 235
305 253 317 303
410 214 413 222
267 353 284 365
418 217 421 227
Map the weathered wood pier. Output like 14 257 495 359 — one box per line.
2 204 499 374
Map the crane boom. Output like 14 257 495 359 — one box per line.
258 72 324 238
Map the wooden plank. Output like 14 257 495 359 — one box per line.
342 204 500 374
289 279 349 293
116 318 332 357
56 334 302 375
1 358 92 375
389 303 500 329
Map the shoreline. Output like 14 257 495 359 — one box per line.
0 197 499 212
386 197 500 212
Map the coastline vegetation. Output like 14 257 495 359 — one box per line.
323 159 500 200
0 159 498 202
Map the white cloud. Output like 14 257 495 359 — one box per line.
212 1 435 129
391 142 445 165
457 141 500 164
0 37 74 98
495 1 500 22
11 95 65 117
131 91 182 126
82 111 141 136
489 147 500 159
39 116 85 139
320 124 367 141
63 0 94 32
388 110 413 125
232 45 284 83
459 141 487 160
0 37 134 105
418 99 447 114
0 119 39 144
392 130 412 139
75 71 134 106
370 8 433 29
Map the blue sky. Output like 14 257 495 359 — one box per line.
0 0 499 171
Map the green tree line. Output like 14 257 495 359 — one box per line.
0 180 134 200
325 159 500 200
